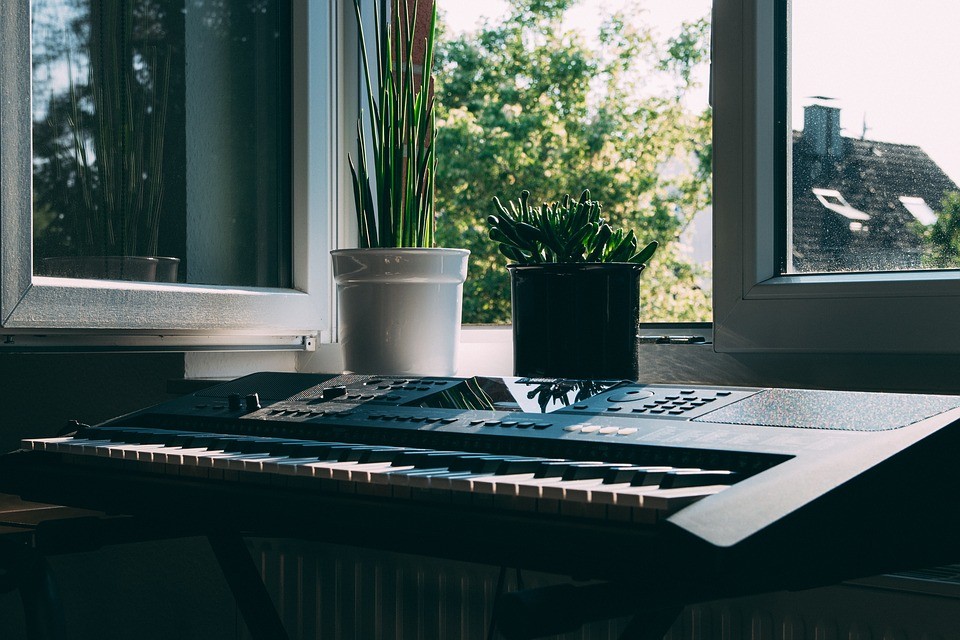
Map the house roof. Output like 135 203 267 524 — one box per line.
791 131 959 272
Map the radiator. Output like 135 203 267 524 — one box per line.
246 540 960 640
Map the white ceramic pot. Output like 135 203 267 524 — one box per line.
331 247 470 376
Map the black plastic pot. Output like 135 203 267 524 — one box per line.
508 262 643 380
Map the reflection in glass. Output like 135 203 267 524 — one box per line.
413 377 623 414
789 2 960 274
31 0 291 286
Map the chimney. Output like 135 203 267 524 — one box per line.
803 102 843 158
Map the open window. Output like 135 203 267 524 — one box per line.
713 0 960 354
0 1 341 351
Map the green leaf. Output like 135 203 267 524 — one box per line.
630 240 659 265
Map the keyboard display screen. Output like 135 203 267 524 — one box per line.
412 377 624 413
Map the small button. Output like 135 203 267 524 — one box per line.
440 418 457 424
702 397 716 402
517 421 535 429
580 425 601 433
533 423 551 430
417 386 431 391
632 408 648 413
563 425 582 432
680 390 695 395
650 409 666 414
716 391 732 396
605 407 622 412
665 395 680 400
410 417 427 423
469 420 484 426
668 410 685 415
502 420 519 427
599 426 619 434
573 405 588 410
606 390 655 403
484 421 502 427
617 428 638 435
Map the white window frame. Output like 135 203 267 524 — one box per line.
712 0 960 354
0 0 339 348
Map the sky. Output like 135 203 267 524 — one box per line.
441 0 960 185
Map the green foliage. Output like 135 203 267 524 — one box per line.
434 0 713 323
488 189 658 265
35 1 172 258
921 191 960 268
350 0 438 248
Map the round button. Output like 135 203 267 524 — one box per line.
581 425 601 433
606 390 655 403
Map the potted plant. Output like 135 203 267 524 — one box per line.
331 0 469 376
488 189 658 380
39 1 178 283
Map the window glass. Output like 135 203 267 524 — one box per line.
789 1 960 274
31 0 291 287
435 0 712 324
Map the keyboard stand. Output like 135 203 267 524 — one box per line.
0 539 67 640
208 533 289 640
0 494 290 640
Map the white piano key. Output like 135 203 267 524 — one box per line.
637 485 730 511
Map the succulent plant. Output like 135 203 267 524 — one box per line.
488 190 658 265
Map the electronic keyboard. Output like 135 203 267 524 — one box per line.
4 372 960 599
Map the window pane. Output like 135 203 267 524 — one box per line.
31 0 291 286
789 1 960 274
436 0 712 323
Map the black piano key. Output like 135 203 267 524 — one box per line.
533 461 604 479
629 468 701 487
264 440 323 456
658 470 737 489
602 466 673 485
336 445 404 463
390 450 469 468
446 455 519 474
233 438 288 454
561 463 630 481
496 458 560 475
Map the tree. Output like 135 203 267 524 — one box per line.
433 0 712 323
922 191 960 268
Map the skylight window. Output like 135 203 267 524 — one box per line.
899 196 938 226
812 188 870 222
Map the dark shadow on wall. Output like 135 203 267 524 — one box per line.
0 352 184 453
0 352 239 640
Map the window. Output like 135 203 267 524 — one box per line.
713 0 960 354
899 197 937 227
434 1 713 325
0 1 338 347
